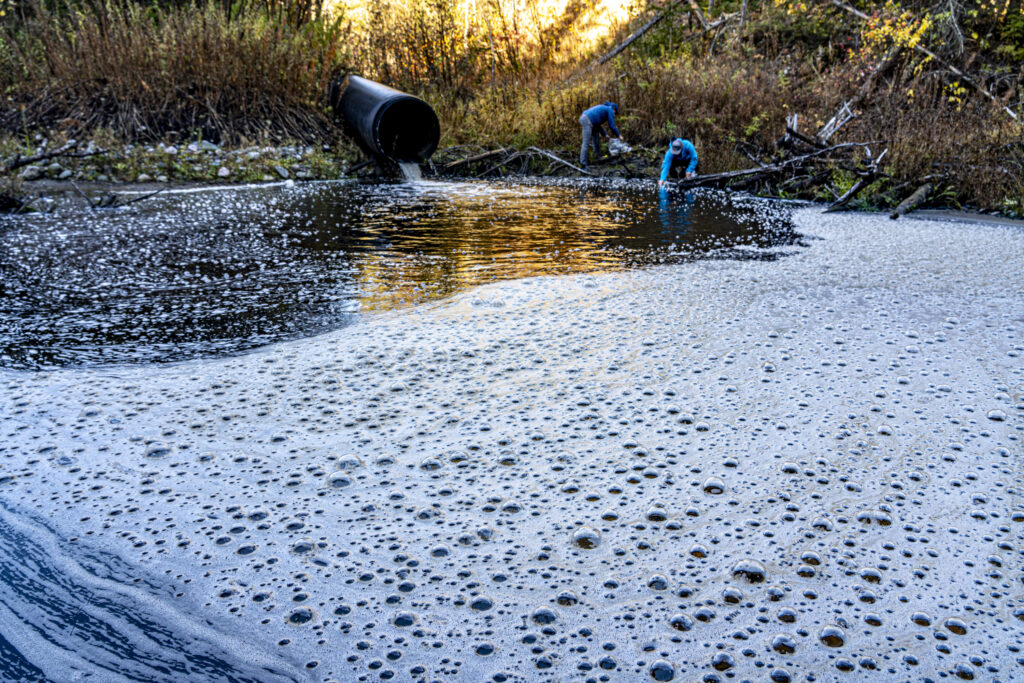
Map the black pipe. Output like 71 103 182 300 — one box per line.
328 75 441 164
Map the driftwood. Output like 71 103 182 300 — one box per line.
825 176 870 211
432 146 610 179
477 152 524 177
347 159 373 174
785 125 826 150
674 142 878 190
2 141 106 174
443 148 508 172
527 147 593 176
825 147 887 212
890 183 932 219
68 180 167 209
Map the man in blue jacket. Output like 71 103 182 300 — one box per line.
659 138 698 187
579 102 622 168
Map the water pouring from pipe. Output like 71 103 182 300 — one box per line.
328 75 441 180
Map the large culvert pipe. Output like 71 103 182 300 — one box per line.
328 75 441 164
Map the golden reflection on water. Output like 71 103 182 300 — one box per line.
298 181 717 312
0 178 796 368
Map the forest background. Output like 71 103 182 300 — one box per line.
1 0 1021 212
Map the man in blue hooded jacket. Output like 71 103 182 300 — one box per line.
579 102 622 168
659 138 698 187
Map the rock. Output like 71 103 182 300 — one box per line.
217 167 231 178
58 170 73 180
96 174 110 182
156 175 169 183
47 162 63 176
261 175 276 182
283 179 295 189
274 165 290 179
247 151 261 160
164 146 178 156
187 143 199 153
199 141 219 151
136 173 153 183
295 171 312 180
18 165 44 181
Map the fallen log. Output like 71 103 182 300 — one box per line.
527 147 593 176
823 147 887 212
347 159 373 174
108 187 166 209
442 148 508 173
825 177 869 212
2 141 106 175
478 152 523 178
674 142 877 190
885 173 945 197
67 180 167 210
785 125 827 150
890 183 932 219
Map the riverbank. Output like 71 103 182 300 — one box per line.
0 136 361 184
3 1 1021 216
1 204 1021 681
5 140 1023 225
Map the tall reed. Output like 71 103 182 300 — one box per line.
2 0 350 142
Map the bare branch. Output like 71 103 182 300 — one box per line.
526 147 594 176
2 142 107 175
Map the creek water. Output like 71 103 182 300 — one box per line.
0 179 1022 683
0 179 796 369
398 161 424 182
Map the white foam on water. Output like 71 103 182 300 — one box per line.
1 207 1022 681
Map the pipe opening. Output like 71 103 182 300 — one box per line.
376 99 441 163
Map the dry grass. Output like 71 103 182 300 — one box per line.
433 53 824 172
430 45 1021 210
1 0 1020 210
849 82 1024 210
2 0 350 143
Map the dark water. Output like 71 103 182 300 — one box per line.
0 501 296 682
0 179 798 369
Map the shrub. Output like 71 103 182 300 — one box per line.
1 0 351 142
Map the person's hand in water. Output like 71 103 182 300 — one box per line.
685 172 695 180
